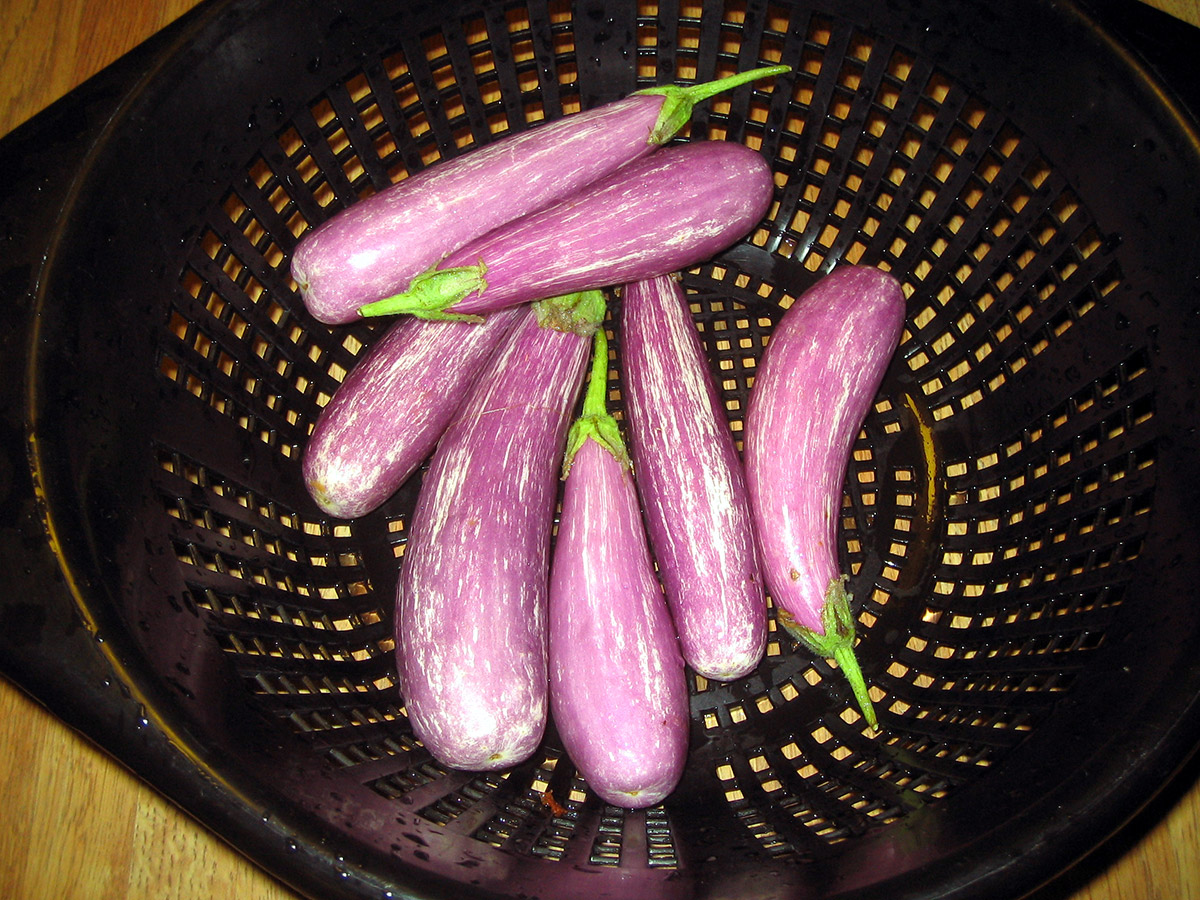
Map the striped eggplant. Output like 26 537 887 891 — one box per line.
743 265 907 730
302 308 522 518
292 66 788 324
358 140 774 321
397 290 605 771
549 326 689 808
621 274 766 681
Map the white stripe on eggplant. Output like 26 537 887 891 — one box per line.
303 308 523 518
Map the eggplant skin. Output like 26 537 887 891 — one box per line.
302 309 521 518
549 440 689 808
744 265 906 633
291 94 666 324
360 139 775 320
448 140 774 314
622 274 766 681
397 306 591 771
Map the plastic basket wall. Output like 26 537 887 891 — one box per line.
3 0 1200 898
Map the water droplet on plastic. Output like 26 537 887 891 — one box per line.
286 839 299 852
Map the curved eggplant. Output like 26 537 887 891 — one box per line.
743 265 906 730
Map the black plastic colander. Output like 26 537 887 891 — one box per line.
3 0 1200 898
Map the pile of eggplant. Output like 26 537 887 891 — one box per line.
294 66 906 808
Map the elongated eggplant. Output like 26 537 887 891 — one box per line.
397 290 605 771
621 274 766 680
743 265 906 730
303 308 522 518
358 140 774 321
292 66 788 324
549 326 689 808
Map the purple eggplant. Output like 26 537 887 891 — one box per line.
397 290 605 771
621 274 766 681
302 308 522 518
292 66 788 324
549 326 689 808
743 265 906 730
358 140 774 321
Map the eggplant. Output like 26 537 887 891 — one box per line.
397 290 605 771
302 309 522 518
549 326 689 808
621 274 766 681
292 66 788 324
743 265 906 730
358 140 774 321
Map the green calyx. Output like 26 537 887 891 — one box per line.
534 288 608 337
778 576 879 731
357 261 488 321
561 322 629 479
634 64 792 145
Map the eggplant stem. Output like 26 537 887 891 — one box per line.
357 262 488 320
580 323 611 419
562 322 629 478
780 576 879 731
636 64 792 145
534 289 608 337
